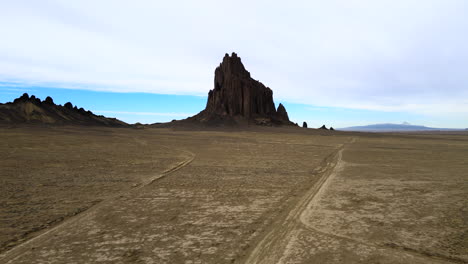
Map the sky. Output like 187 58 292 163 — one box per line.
1 0 467 128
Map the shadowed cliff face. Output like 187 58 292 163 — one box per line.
192 52 293 126
206 52 276 118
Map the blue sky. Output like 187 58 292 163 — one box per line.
0 83 442 128
1 0 467 128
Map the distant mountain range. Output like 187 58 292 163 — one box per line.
339 123 465 132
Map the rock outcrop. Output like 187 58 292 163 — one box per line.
187 53 295 126
319 125 328 130
276 103 290 122
43 96 54 105
303 122 308 128
0 93 128 127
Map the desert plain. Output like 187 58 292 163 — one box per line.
0 125 467 264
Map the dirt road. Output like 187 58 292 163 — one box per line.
244 141 349 264
1 127 349 263
1 127 466 263
245 135 467 264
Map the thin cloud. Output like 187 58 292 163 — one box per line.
0 0 467 124
94 110 194 117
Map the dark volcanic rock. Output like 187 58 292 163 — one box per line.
43 96 54 105
330 127 335 131
319 125 328 130
0 94 127 127
13 93 30 103
189 52 294 126
64 102 73 109
205 53 276 118
29 95 41 104
276 103 290 122
303 122 308 128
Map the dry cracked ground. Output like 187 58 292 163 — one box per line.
0 126 467 263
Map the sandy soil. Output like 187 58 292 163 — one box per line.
0 126 466 263
0 126 187 253
259 134 468 264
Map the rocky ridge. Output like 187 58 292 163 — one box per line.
0 93 127 126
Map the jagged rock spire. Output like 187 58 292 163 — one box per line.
203 52 290 124
276 103 290 121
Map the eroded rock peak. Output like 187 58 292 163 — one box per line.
194 53 293 126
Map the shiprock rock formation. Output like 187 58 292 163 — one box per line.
0 93 127 126
186 52 296 126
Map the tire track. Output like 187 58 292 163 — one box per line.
244 135 463 264
244 141 348 264
0 143 195 263
298 143 466 264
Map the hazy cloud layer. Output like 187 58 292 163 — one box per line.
95 111 195 117
1 0 467 119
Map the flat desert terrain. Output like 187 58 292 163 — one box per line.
0 126 466 263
